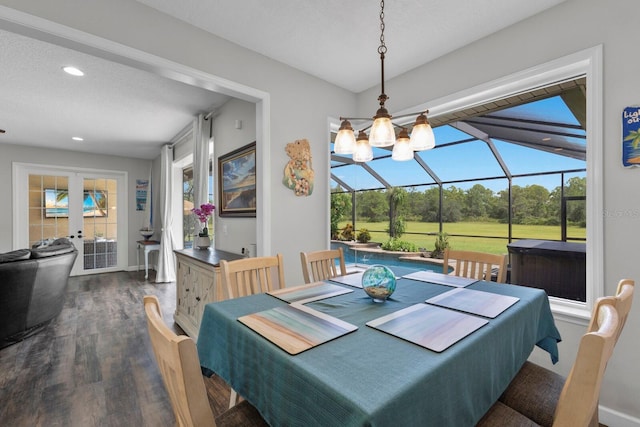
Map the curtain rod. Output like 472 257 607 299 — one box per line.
169 111 217 147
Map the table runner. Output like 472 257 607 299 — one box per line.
197 274 561 426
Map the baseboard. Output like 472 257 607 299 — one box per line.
600 405 640 427
127 264 156 275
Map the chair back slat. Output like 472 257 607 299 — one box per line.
443 249 507 283
313 259 337 281
221 254 285 299
301 248 346 283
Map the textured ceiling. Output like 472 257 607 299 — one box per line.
0 29 230 159
0 0 567 159
136 0 567 92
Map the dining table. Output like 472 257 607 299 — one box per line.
196 267 561 426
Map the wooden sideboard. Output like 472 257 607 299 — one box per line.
174 248 244 338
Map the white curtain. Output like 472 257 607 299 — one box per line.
156 144 176 283
193 115 210 234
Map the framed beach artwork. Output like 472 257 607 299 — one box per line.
44 188 108 218
218 142 257 217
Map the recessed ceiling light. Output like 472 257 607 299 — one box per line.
63 66 84 76
542 137 551 141
72 136 84 141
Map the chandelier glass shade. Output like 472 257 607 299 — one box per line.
334 0 435 163
352 130 373 162
391 128 413 161
334 119 356 155
409 113 436 151
369 107 396 147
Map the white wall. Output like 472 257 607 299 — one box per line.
0 142 152 267
358 0 639 423
212 98 257 255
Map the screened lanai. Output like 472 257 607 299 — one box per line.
330 76 588 300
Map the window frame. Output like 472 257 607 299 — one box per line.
336 46 603 322
437 47 602 322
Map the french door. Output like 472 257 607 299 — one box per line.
13 163 126 276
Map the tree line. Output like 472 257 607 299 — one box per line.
331 177 586 236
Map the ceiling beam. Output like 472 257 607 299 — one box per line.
330 173 353 192
451 121 512 179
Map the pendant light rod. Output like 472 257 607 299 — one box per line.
377 0 388 108
339 116 376 122
378 54 387 108
339 110 429 123
339 110 430 129
392 110 430 121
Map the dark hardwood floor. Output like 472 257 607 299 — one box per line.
0 271 232 427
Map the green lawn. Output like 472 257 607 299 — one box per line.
339 221 586 254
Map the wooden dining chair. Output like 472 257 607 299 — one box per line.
143 295 266 427
220 254 285 299
300 247 347 283
477 299 620 427
483 278 635 427
443 248 508 283
219 254 285 408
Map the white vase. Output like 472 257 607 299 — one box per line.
195 235 211 249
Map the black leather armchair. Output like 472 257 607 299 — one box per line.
0 238 77 348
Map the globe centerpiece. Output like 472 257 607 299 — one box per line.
361 264 396 303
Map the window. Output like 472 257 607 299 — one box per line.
182 160 214 249
183 166 195 248
331 46 602 320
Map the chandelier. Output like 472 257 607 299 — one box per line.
334 0 435 162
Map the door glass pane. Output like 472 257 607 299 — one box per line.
28 174 69 246
83 178 117 270
183 167 195 248
182 161 215 248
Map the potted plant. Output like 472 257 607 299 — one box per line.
431 232 450 259
356 228 371 243
340 223 355 241
192 203 215 249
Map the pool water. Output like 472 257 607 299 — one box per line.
331 242 443 273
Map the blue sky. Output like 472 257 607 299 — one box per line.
332 96 587 194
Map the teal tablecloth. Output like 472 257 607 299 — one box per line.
197 275 561 427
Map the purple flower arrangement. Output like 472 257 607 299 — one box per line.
192 203 215 236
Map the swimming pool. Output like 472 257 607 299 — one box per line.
331 242 444 273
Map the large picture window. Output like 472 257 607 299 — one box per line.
331 47 602 320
